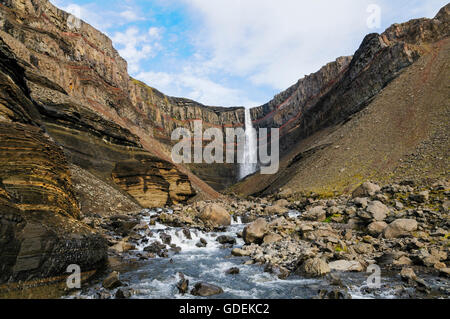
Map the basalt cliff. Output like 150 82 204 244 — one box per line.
0 0 448 287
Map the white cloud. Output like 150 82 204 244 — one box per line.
111 27 163 73
136 71 259 107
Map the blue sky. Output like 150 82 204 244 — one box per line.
51 0 448 107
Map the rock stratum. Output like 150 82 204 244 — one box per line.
0 0 448 289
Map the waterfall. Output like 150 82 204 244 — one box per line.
239 108 258 180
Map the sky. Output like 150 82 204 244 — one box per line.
51 0 448 107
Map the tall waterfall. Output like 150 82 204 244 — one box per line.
239 108 258 180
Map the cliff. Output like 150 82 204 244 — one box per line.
231 4 450 196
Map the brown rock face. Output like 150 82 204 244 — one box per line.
112 159 194 208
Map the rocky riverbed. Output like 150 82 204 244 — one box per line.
66 180 449 299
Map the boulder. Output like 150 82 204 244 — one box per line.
264 205 288 215
199 204 231 227
367 221 388 235
243 218 268 244
328 260 364 272
300 258 330 277
383 219 418 239
177 278 189 295
102 271 123 290
352 182 381 198
225 267 240 275
274 199 289 207
109 240 136 254
216 235 236 245
191 283 224 297
400 267 417 282
303 206 326 222
409 191 429 203
366 201 389 221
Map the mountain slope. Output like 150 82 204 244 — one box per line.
231 4 450 196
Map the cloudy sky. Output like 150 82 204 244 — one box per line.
51 0 448 107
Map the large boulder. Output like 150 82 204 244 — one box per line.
300 258 330 277
383 219 418 239
243 218 268 244
264 205 288 215
199 204 231 228
352 182 381 198
191 282 224 297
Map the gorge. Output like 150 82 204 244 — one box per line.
0 0 448 299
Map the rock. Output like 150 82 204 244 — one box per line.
225 267 240 275
115 288 132 299
394 201 404 210
144 241 167 254
328 260 364 272
274 199 289 207
383 219 418 239
366 201 389 221
367 221 388 236
231 248 251 257
409 191 429 203
191 283 224 297
264 205 288 215
352 182 381 198
354 197 369 208
439 268 450 277
182 228 192 239
317 288 352 299
102 271 123 290
394 256 413 266
199 204 231 227
400 267 417 282
196 238 208 248
263 232 283 244
303 206 326 222
160 233 172 245
216 235 236 245
109 240 136 254
243 218 268 244
177 277 189 295
300 258 330 277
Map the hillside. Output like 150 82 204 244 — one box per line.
231 4 450 197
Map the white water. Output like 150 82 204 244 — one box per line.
239 108 258 180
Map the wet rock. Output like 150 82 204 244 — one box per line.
199 204 231 228
243 218 268 244
400 267 417 282
299 258 330 277
102 271 123 290
160 233 172 245
115 288 132 299
303 206 326 222
196 238 208 248
182 228 192 240
226 267 240 275
383 219 418 239
144 241 167 254
216 235 236 245
317 288 352 299
191 283 224 297
352 182 381 198
232 248 251 257
328 260 364 272
177 274 189 295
